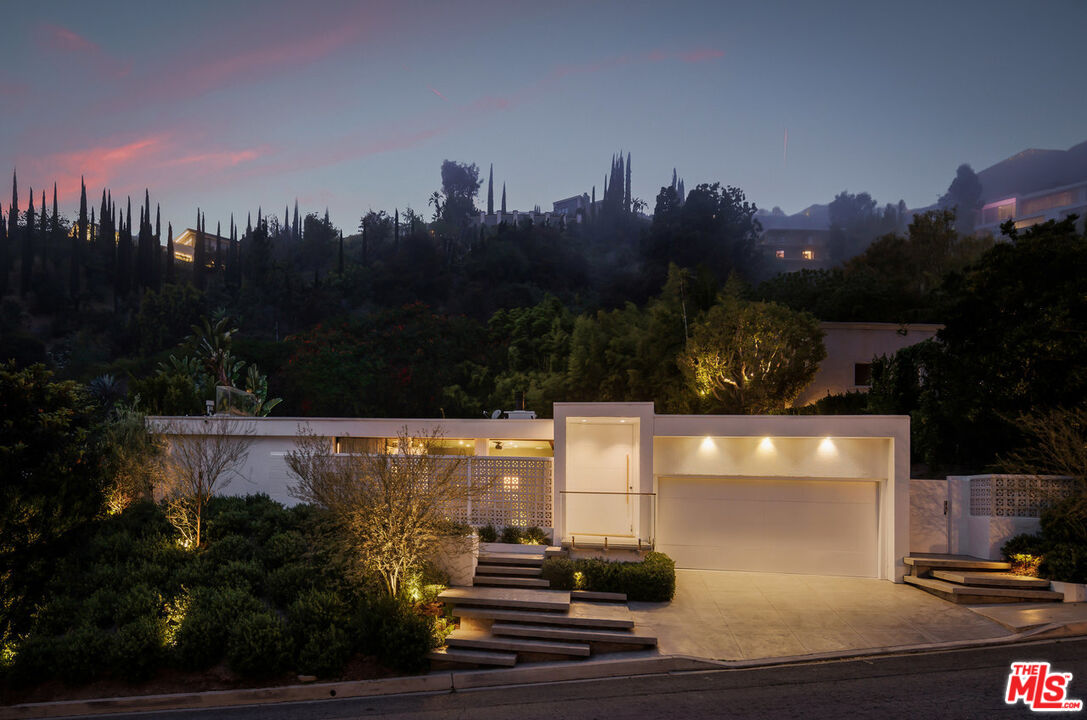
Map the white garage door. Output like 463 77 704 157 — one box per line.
656 477 878 577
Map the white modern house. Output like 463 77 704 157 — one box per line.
150 402 911 583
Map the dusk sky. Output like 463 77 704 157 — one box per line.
2 0 1085 234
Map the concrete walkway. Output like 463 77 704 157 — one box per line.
628 569 1011 661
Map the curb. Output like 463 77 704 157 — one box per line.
4 624 1086 719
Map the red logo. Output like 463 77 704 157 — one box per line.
1006 662 1083 712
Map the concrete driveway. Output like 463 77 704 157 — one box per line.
628 569 1011 661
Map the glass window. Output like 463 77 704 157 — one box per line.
775 249 785 259
802 249 814 260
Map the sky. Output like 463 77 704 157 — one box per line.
2 0 1086 234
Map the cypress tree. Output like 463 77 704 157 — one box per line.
215 220 222 273
165 222 174 284
283 205 290 241
38 188 47 275
501 183 507 214
292 200 299 241
338 229 343 275
71 177 87 303
677 178 685 204
0 206 6 296
487 163 494 215
591 185 596 219
21 188 34 296
3 170 17 296
153 204 161 290
672 168 677 191
193 210 206 290
625 151 631 213
50 183 58 272
394 208 399 248
115 202 132 301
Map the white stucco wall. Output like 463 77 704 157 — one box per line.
653 436 889 480
795 322 942 407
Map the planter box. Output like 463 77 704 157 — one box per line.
1050 580 1087 603
428 534 479 587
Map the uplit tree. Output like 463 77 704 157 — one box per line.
680 295 825 413
286 427 471 597
155 416 254 548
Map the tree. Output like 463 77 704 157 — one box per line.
869 216 1087 471
680 295 825 413
193 211 206 290
285 426 470 597
155 416 254 548
487 163 494 215
939 163 982 235
0 363 107 645
21 187 34 296
435 160 482 226
101 400 166 515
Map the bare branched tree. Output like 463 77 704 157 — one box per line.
155 417 255 548
286 426 472 597
998 407 1087 489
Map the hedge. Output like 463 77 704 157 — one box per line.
540 552 675 602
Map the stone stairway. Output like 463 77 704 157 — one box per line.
903 554 1063 604
471 546 563 589
429 585 657 669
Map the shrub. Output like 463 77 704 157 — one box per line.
83 587 121 629
499 526 522 544
1040 496 1087 546
57 625 112 684
226 611 293 677
112 617 165 682
211 559 266 595
367 599 437 674
540 557 576 590
262 530 308 568
1040 543 1087 584
174 587 264 669
540 552 676 602
32 596 83 636
477 524 497 543
296 625 353 678
114 583 163 626
287 589 348 646
1001 533 1048 561
522 526 549 545
204 533 255 565
267 563 319 607
8 634 58 688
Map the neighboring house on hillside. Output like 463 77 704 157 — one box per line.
971 141 1087 235
151 403 911 582
975 180 1087 236
172 227 231 264
553 193 591 220
756 205 832 274
793 322 943 407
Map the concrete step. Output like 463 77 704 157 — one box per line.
572 590 627 603
932 570 1052 590
904 555 1011 573
904 575 1063 604
492 622 657 647
478 553 546 567
476 564 544 577
438 586 570 612
544 546 566 558
426 647 517 667
453 603 635 630
474 575 552 589
445 629 590 658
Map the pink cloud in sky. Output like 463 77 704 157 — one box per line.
38 23 131 78
680 48 725 63
428 86 448 101
21 134 268 205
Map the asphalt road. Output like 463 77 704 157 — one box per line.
99 638 1087 720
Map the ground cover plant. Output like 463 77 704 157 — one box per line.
0 495 442 702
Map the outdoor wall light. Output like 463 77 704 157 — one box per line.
758 437 775 453
818 437 837 456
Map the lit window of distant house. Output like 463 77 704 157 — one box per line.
802 249 814 260
854 363 873 387
775 250 785 259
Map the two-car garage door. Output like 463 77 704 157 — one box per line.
656 477 878 577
